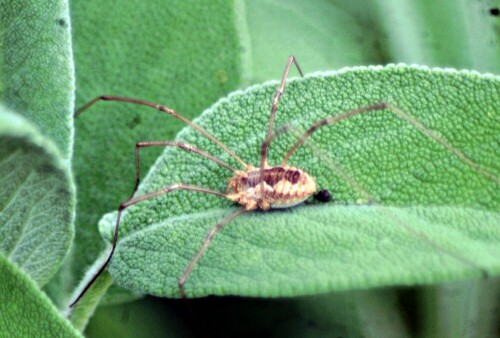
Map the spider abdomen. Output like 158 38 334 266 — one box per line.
227 166 316 210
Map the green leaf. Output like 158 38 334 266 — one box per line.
239 0 385 84
0 0 75 304
419 279 500 338
0 253 82 338
107 206 498 297
0 0 75 159
99 65 499 298
286 289 411 337
240 0 500 84
69 270 113 332
84 297 189 338
371 0 500 73
69 0 242 303
0 106 74 286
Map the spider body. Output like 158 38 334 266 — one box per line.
227 166 317 211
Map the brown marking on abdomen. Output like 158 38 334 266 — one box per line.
242 167 302 188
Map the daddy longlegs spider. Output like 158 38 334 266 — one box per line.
69 56 497 308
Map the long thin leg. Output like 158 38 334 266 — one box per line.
69 184 230 308
130 141 238 199
281 102 499 183
75 96 250 170
260 56 304 171
178 208 249 297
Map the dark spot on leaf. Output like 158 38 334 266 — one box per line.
56 18 66 27
127 115 142 129
216 69 228 84
490 7 499 16
38 163 54 174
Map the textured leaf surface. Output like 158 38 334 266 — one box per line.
70 0 241 300
100 65 499 298
0 0 75 300
0 107 74 286
0 253 81 338
0 0 74 158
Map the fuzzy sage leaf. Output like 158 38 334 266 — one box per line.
100 65 499 298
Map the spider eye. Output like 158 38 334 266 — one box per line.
314 189 331 203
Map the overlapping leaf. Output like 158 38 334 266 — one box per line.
0 0 74 158
0 0 75 296
0 253 81 337
0 107 74 286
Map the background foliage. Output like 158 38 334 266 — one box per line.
0 0 499 337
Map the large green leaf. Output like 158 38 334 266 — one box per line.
69 0 242 301
0 253 81 338
0 0 75 301
97 65 499 298
0 0 74 159
0 106 74 286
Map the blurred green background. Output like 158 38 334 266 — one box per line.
0 0 499 337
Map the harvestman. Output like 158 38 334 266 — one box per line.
70 56 497 308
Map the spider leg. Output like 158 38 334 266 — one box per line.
281 102 499 183
260 56 304 174
69 184 230 308
178 208 249 298
130 141 238 199
75 95 250 170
